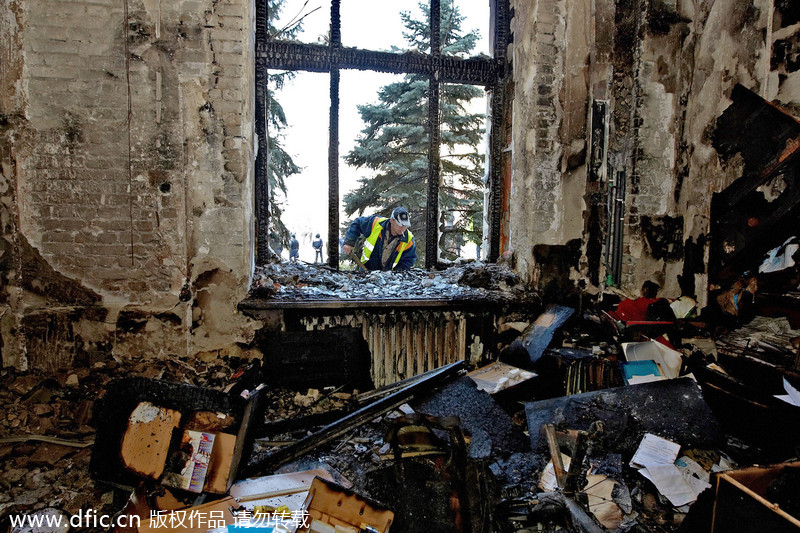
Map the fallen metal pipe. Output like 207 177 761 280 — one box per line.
243 361 465 476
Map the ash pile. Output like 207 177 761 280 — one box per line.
250 261 528 301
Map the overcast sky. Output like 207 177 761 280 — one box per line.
272 1 490 261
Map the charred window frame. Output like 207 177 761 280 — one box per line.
254 0 510 269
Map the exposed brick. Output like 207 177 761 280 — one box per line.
213 52 244 67
215 40 243 54
214 4 245 17
534 11 560 26
536 21 556 37
212 29 247 41
216 15 245 30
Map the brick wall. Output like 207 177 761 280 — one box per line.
0 0 257 369
509 0 568 281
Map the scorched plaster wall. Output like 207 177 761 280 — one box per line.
0 0 259 369
509 0 800 304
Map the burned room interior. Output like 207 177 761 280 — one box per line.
2 0 800 532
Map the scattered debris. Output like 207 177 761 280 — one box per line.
245 362 465 476
250 261 527 302
467 360 537 394
303 476 394 533
520 304 575 364
3 291 800 533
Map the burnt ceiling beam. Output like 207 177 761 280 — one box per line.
256 42 499 87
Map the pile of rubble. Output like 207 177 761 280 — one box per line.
2 294 800 532
0 355 332 531
250 261 529 301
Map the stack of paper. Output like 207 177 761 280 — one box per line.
630 433 711 507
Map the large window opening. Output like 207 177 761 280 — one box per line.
255 0 509 269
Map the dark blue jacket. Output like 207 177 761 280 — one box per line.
344 215 416 271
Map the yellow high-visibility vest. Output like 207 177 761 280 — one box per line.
361 217 414 270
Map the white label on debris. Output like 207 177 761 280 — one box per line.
128 401 162 424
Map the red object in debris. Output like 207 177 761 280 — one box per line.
608 297 659 323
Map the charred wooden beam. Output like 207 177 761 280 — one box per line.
487 0 511 262
256 42 499 87
324 1 341 268
562 430 589 494
254 0 270 263
328 68 340 268
242 361 465 476
229 387 268 493
425 0 441 269
426 89 441 267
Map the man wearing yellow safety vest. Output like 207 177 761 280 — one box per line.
342 207 417 271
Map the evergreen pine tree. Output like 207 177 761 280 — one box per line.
266 0 302 252
343 0 485 262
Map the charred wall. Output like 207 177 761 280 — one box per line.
0 0 259 370
509 0 794 306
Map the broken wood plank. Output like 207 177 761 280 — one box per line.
227 386 267 494
243 361 465 476
563 430 589 494
544 424 566 489
355 363 455 404
236 485 311 502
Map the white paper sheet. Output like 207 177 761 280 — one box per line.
675 456 710 483
774 378 800 407
538 454 571 492
628 374 666 385
630 433 681 469
641 463 711 507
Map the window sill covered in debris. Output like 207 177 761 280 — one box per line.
245 260 536 307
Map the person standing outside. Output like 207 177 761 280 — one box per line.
289 234 299 262
342 207 416 271
312 233 324 263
